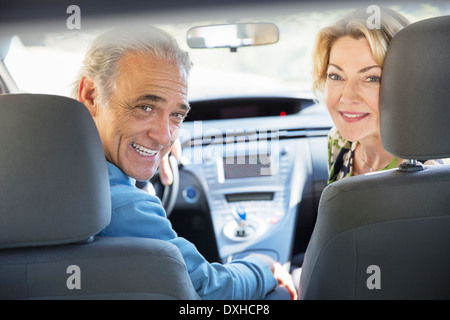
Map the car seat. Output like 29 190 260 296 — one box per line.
0 94 199 299
299 15 450 299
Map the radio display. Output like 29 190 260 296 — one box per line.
226 192 274 202
223 154 272 179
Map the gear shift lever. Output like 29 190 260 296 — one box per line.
232 206 247 237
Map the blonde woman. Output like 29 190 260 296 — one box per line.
312 8 441 184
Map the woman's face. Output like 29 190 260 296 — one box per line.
324 36 382 143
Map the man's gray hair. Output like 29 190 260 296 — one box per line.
71 26 192 107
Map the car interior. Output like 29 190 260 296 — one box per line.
0 0 449 301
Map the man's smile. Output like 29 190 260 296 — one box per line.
131 142 159 157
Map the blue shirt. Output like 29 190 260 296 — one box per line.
98 162 277 299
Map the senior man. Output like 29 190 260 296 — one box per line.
72 26 296 300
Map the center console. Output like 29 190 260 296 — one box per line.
181 137 312 264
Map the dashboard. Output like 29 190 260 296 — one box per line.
169 96 332 265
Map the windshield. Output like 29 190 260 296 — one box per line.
3 1 450 100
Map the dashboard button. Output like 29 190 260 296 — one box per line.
182 186 199 203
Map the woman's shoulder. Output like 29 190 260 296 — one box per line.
327 127 356 184
328 127 353 156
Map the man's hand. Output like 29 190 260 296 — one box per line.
159 139 182 186
250 253 298 300
273 262 298 300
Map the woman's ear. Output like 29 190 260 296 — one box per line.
78 76 98 117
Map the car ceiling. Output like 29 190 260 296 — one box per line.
0 0 434 52
0 0 404 22
0 0 420 29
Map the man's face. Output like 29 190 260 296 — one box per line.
93 53 189 181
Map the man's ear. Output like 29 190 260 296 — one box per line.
78 76 98 117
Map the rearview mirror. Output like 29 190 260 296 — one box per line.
187 22 279 51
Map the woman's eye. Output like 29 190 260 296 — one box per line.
327 73 342 81
366 76 381 83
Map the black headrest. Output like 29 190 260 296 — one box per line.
380 15 450 160
0 94 111 249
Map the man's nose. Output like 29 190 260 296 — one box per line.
149 116 172 147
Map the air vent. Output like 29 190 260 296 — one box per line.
186 127 330 147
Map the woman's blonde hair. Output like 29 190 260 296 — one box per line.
311 7 410 97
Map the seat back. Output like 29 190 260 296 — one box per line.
299 16 450 299
0 94 199 299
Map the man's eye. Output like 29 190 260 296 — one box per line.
138 106 153 112
173 113 186 121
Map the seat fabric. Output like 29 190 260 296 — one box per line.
0 94 199 300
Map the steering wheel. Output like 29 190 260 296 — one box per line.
150 155 180 217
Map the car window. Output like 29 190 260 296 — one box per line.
3 2 449 100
